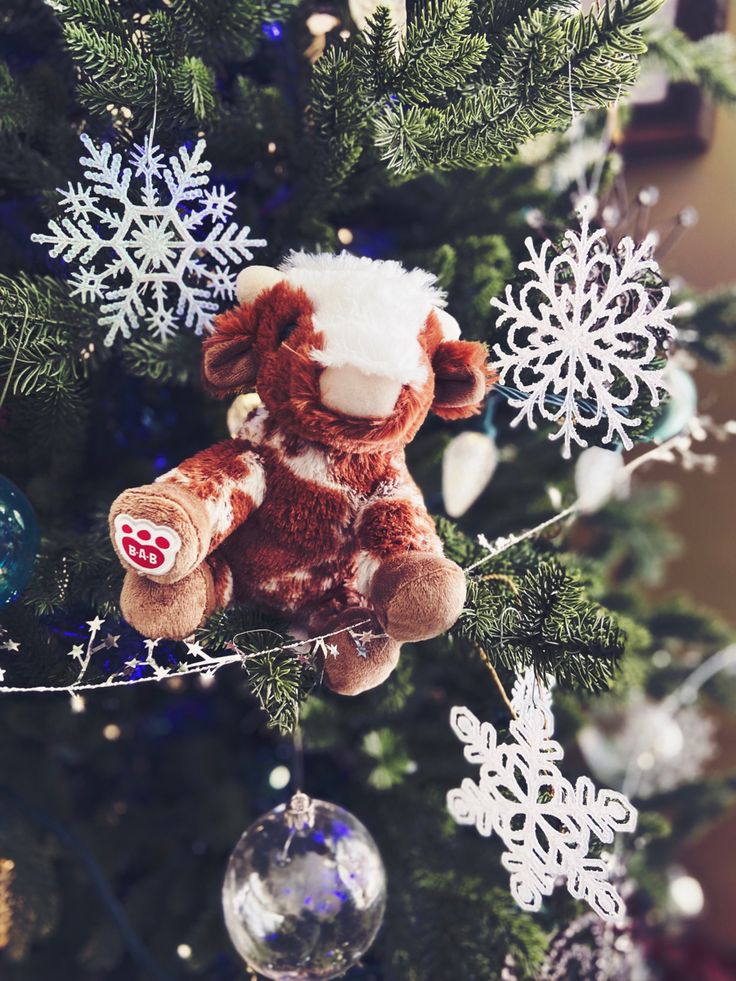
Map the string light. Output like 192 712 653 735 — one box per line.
268 765 291 790
177 943 193 960
669 873 705 918
103 723 121 741
306 12 340 35
0 859 14 950
337 227 354 245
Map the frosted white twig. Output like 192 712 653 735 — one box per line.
32 134 266 345
448 669 638 921
466 428 710 573
492 204 678 458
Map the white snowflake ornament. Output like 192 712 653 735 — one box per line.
491 204 678 458
32 134 266 345
447 669 637 921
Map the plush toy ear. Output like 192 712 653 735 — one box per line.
431 340 494 420
235 265 284 305
202 306 259 399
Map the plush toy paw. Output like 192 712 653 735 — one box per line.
120 563 216 640
110 483 211 584
319 608 401 696
370 553 466 643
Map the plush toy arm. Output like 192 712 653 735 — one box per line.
110 439 265 584
356 473 466 643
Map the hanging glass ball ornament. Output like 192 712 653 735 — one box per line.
0 475 40 606
223 792 386 980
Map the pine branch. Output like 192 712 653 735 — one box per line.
53 0 216 129
478 0 578 36
394 0 489 102
319 0 665 179
644 28 736 105
168 0 300 62
0 275 97 409
458 560 625 690
670 287 736 367
196 606 317 733
22 524 123 618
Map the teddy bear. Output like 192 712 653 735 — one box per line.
109 253 493 695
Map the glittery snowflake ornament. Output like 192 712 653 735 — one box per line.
492 203 678 458
447 669 638 921
32 134 266 345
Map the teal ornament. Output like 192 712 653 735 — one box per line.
0 475 40 606
651 367 697 442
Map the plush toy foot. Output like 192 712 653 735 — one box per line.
109 482 211 585
120 563 216 640
320 608 401 696
371 553 466 643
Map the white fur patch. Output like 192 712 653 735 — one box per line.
242 452 267 508
355 550 381 595
237 407 269 446
266 431 361 506
280 252 446 388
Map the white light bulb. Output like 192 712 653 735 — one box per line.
269 765 291 790
306 12 340 35
669 874 704 917
442 431 499 518
574 446 626 514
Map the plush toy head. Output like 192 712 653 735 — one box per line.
202 253 492 452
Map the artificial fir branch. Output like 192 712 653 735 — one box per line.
675 287 736 367
0 275 97 405
459 561 625 691
644 27 736 105
316 0 665 179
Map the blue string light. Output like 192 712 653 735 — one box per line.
262 21 284 40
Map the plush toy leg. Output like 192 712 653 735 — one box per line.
370 553 466 643
319 608 401 696
120 560 221 641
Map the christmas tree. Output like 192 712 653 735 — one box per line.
1 0 736 977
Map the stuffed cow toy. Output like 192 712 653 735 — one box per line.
109 253 493 695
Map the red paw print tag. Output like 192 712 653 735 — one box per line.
113 514 182 576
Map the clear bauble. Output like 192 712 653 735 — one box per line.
222 793 386 980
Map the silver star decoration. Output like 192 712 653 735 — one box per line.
354 630 378 645
185 640 208 660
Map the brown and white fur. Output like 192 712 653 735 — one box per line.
109 253 494 695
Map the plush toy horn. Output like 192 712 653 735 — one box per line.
434 308 461 341
235 265 284 305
